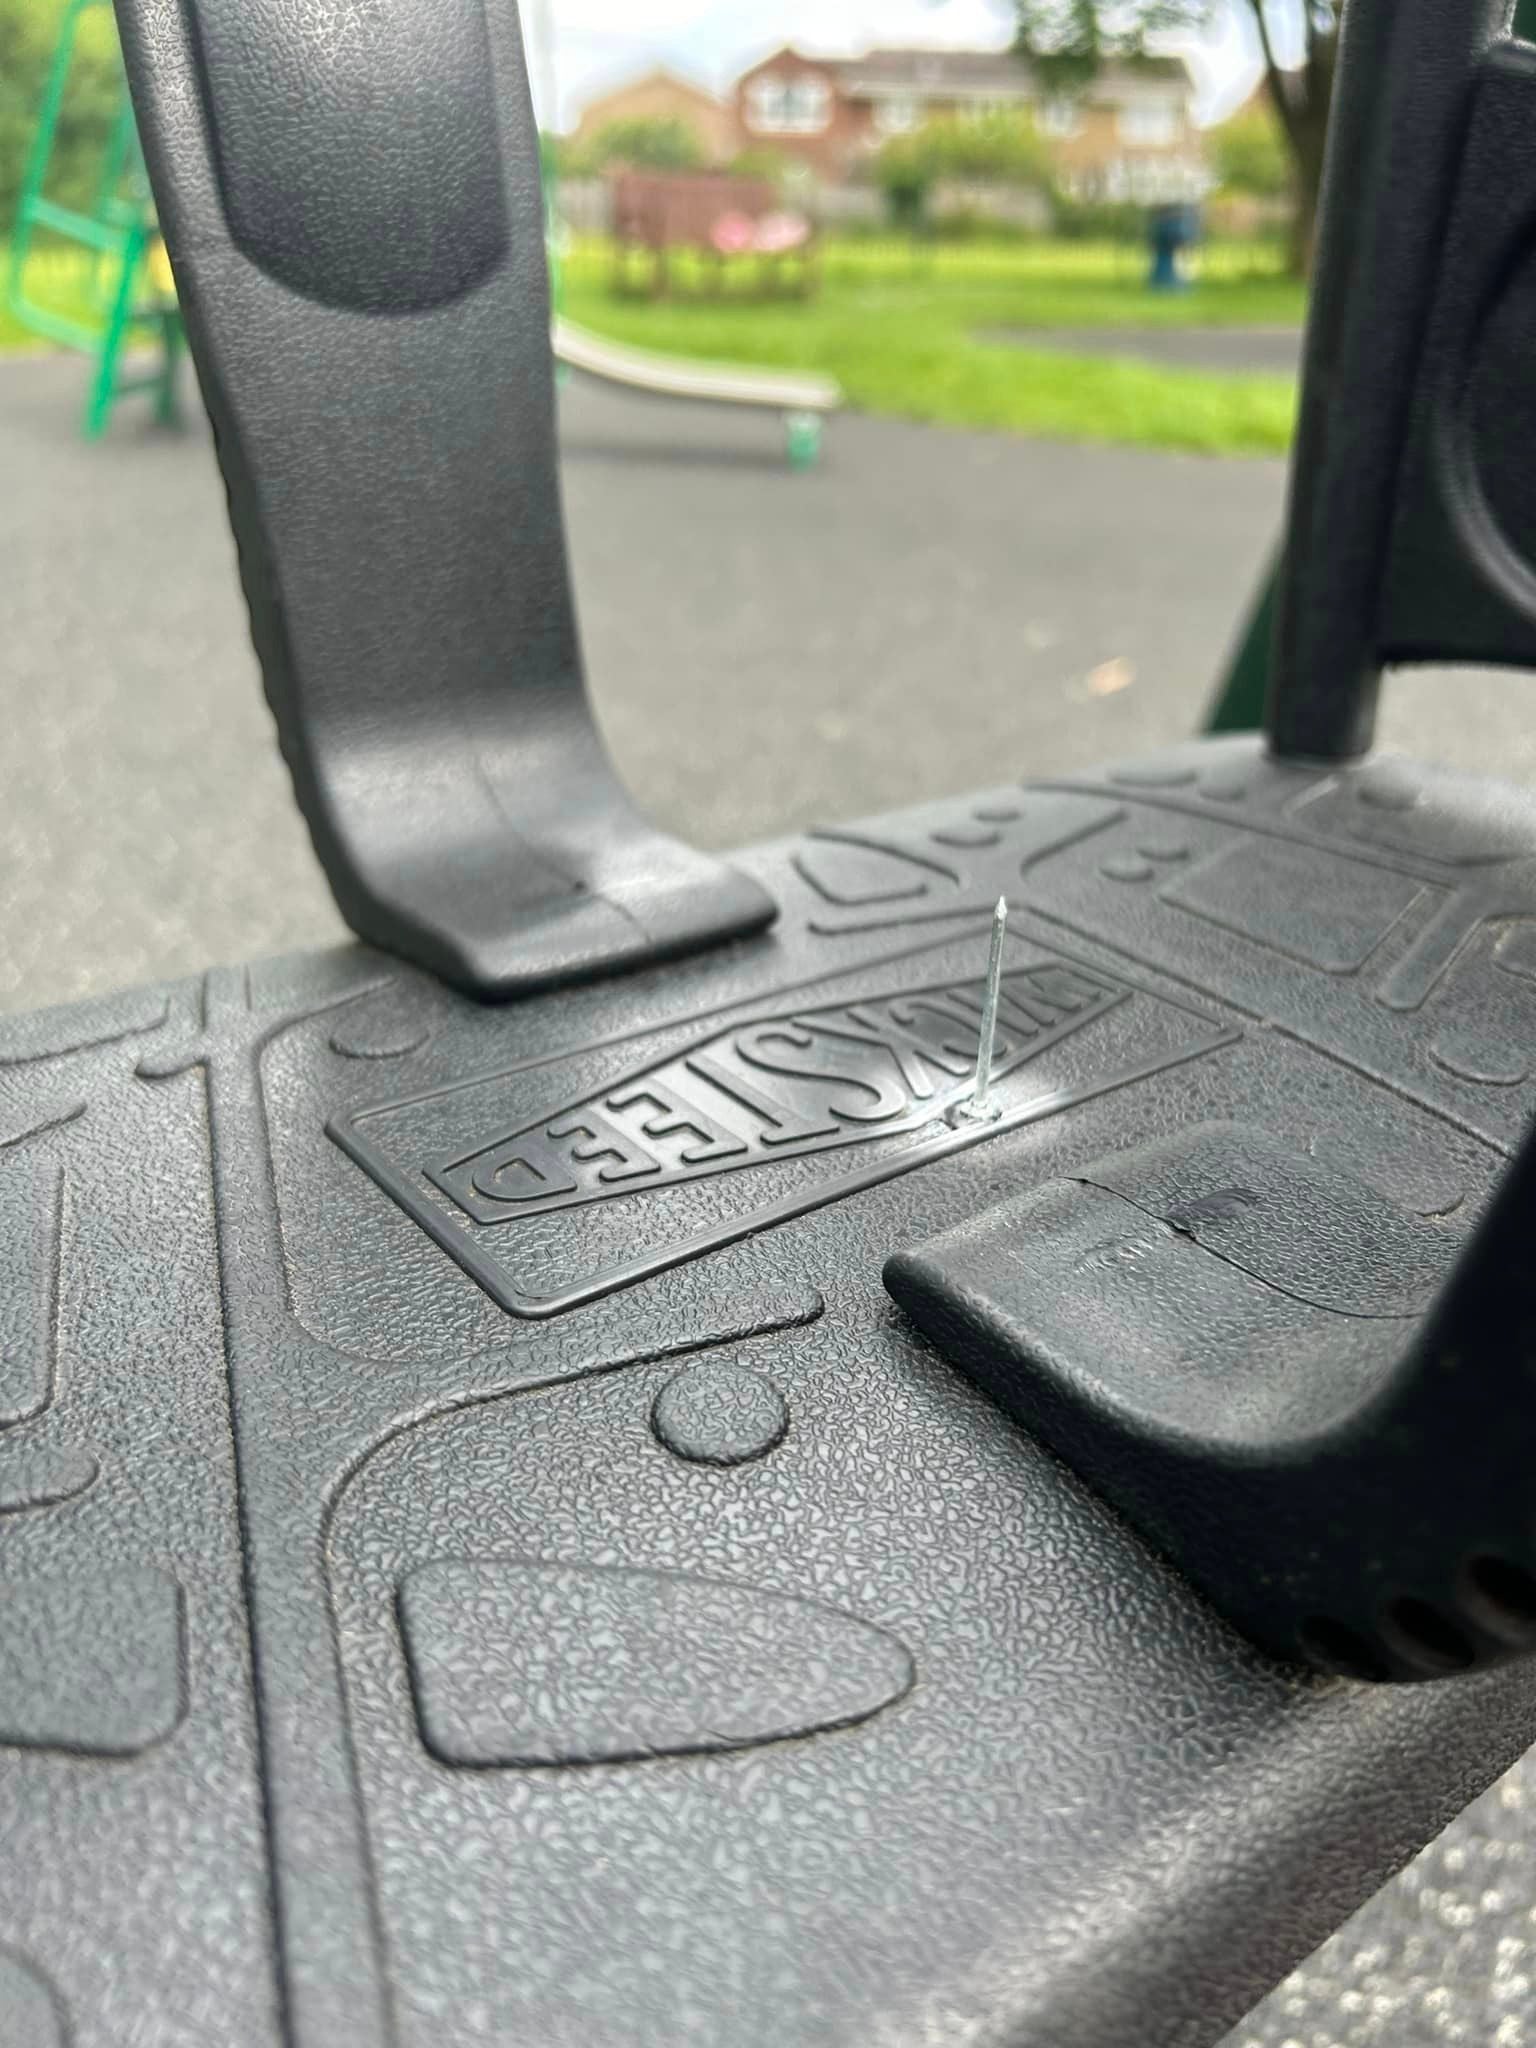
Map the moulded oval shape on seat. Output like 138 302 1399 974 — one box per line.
397 1559 916 1768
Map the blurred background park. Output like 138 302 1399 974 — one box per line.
5 0 1530 1009
5 0 1526 1012
3 0 1315 452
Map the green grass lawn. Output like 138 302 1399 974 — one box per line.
563 237 1304 457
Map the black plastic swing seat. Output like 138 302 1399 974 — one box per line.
5 734 1536 2048
10 0 1536 2040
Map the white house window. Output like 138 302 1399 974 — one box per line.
1101 155 1196 202
747 76 832 135
1117 101 1179 146
874 94 921 136
1037 97 1082 139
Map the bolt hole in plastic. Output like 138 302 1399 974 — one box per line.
1462 1554 1536 1641
1297 1616 1391 1683
1380 1597 1476 1676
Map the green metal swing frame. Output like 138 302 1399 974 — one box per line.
4 0 182 438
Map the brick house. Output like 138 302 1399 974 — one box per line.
729 45 1205 201
568 67 735 166
730 48 866 183
1043 58 1206 202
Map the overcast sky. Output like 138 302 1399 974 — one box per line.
519 0 1267 133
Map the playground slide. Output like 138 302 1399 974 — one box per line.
551 316 840 468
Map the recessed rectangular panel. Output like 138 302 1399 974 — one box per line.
1164 839 1427 971
331 930 1235 1316
0 1568 183 1756
0 1161 59 1426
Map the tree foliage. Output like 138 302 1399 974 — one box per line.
570 117 705 177
1013 0 1203 92
875 111 1053 225
1210 101 1288 200
1014 0 1338 272
728 147 789 183
1 0 124 230
915 112 1054 187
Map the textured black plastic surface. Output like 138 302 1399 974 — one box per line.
886 1111 1536 1682
1380 40 1536 669
882 741 1536 1684
4 739 1536 2045
110 0 773 995
13 0 1535 2037
1267 2 1536 758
